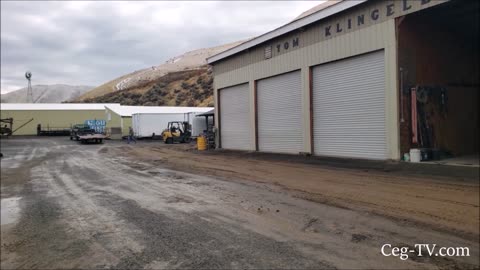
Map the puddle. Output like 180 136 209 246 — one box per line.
1 156 26 169
1 197 22 225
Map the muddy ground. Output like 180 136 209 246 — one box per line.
1 137 479 269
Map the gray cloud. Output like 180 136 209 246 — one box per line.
1 1 323 93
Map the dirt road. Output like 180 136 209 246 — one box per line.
1 138 479 269
124 144 479 237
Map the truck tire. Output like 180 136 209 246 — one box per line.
166 138 173 144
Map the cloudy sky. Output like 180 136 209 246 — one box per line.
1 1 323 94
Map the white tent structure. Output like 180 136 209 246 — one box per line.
111 106 212 138
132 112 211 138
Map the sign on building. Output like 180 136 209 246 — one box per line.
85 120 106 134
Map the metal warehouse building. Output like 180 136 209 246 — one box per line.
0 103 120 135
208 0 478 161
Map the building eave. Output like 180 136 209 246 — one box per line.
206 0 367 64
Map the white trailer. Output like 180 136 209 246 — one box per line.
132 113 184 138
132 112 209 138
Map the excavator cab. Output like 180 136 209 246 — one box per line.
161 121 192 144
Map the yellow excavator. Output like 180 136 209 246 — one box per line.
161 121 192 144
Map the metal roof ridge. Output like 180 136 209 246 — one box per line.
206 0 366 64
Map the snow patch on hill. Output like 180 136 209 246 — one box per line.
78 39 247 101
1 84 93 103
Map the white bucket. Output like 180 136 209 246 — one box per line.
410 149 421 163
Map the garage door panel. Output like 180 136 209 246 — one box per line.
257 71 303 154
220 83 251 151
319 64 384 75
317 99 385 109
317 126 386 133
318 110 386 117
319 80 385 93
313 50 387 160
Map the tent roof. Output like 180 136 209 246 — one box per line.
105 105 213 117
1 103 120 111
195 109 215 117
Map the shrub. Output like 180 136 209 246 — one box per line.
176 92 186 104
181 82 189 89
193 90 203 100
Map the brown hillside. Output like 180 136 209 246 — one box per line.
77 69 146 101
76 40 246 102
81 68 213 107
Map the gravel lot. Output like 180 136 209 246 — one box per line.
1 137 478 269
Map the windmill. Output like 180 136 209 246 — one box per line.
25 71 33 103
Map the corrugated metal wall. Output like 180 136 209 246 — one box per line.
212 20 394 87
212 1 448 159
214 19 399 159
121 117 132 137
105 107 121 131
0 110 106 135
213 0 447 75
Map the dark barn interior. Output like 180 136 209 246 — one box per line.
397 0 479 165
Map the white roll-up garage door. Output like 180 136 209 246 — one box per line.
312 50 387 160
219 83 251 150
257 71 303 154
